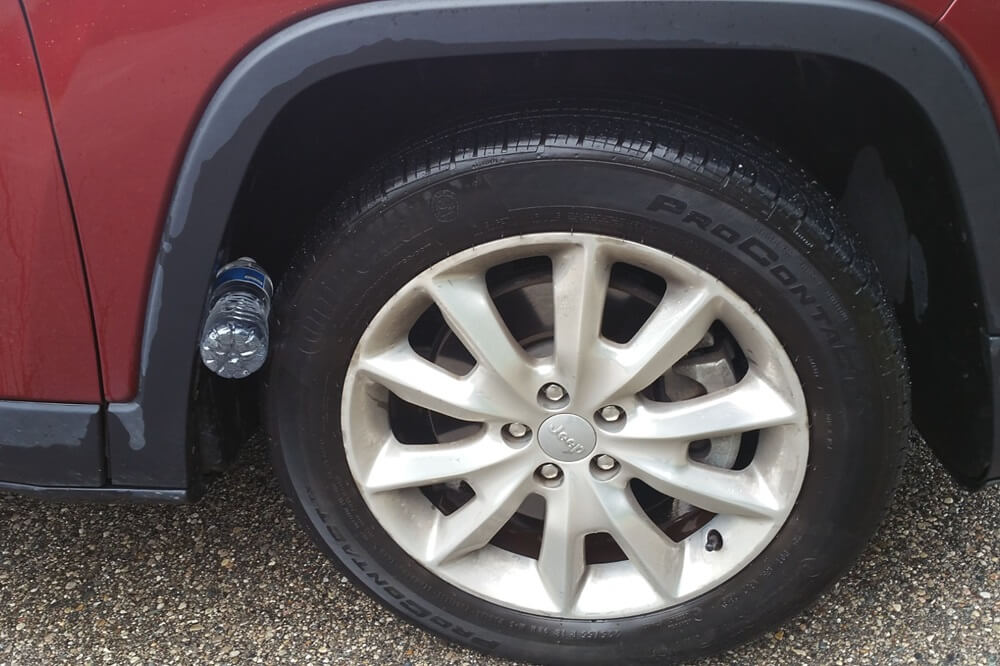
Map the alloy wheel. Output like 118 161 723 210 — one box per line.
342 233 809 618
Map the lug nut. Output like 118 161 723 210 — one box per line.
598 405 623 423
543 383 566 402
595 454 617 471
539 463 561 480
506 423 529 438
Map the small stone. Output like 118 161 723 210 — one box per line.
979 591 993 599
65 581 78 590
943 497 954 504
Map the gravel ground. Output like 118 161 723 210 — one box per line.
1 435 997 666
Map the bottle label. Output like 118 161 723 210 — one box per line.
213 265 271 296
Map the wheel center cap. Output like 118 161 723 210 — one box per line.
538 413 597 462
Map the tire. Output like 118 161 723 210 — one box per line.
266 106 909 665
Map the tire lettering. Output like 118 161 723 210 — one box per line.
739 237 779 267
647 193 858 379
316 497 498 645
402 599 431 618
710 224 740 243
330 537 501 650
647 194 688 214
771 264 797 286
366 571 389 586
811 305 834 327
790 284 816 306
682 211 712 230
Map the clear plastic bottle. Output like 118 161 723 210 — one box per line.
199 257 274 379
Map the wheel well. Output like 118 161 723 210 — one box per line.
208 49 989 482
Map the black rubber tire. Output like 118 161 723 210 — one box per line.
266 106 909 665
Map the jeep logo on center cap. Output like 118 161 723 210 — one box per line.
538 413 597 462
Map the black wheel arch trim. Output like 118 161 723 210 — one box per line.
988 336 1000 482
0 401 104 488
103 0 1000 490
0 479 190 504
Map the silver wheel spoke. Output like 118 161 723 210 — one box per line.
362 433 520 493
612 444 782 518
357 344 521 422
551 239 611 391
422 460 533 565
618 370 800 442
601 286 719 402
426 273 537 394
591 482 684 601
537 481 589 612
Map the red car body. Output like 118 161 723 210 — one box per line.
0 0 995 403
2 0 1000 495
4 0 354 403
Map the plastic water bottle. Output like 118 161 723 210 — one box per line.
199 257 274 379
